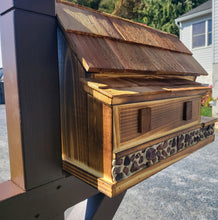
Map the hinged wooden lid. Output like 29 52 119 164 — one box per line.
81 77 209 105
56 1 207 77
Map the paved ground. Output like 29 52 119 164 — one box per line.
0 104 218 220
0 105 10 182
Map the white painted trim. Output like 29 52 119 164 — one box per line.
212 0 215 64
175 9 212 24
192 45 212 51
206 19 209 46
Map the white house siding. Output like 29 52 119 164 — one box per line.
193 47 213 85
212 0 218 117
179 14 213 85
213 0 218 63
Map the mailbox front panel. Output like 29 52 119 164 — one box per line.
113 96 201 152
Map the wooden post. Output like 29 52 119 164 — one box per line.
1 2 62 190
0 1 125 219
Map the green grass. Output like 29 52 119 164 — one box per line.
201 106 212 117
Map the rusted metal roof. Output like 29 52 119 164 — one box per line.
56 1 208 76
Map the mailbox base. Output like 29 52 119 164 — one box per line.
63 117 217 198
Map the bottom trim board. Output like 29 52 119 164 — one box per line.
63 134 215 198
112 124 215 182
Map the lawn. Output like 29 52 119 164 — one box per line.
201 106 212 117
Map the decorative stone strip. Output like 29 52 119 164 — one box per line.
112 124 214 182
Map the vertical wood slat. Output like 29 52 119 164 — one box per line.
138 108 151 133
88 95 103 172
183 101 192 121
103 104 113 181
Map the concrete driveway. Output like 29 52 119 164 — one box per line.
0 104 218 220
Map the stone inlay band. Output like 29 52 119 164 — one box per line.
112 124 214 182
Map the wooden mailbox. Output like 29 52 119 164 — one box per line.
56 1 217 197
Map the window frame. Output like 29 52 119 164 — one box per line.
192 19 212 49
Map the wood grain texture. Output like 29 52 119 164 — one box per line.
105 39 157 73
58 29 88 166
183 101 192 121
81 77 209 105
87 95 103 172
112 134 215 197
56 2 123 39
62 126 215 197
112 123 215 182
138 108 151 133
102 104 113 181
92 74 197 82
67 33 124 72
60 30 114 178
114 96 201 151
63 98 113 181
56 1 191 55
57 1 214 198
114 117 214 159
65 33 207 75
56 1 209 76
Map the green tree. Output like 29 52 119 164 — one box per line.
99 0 117 13
67 0 117 13
68 0 101 10
66 0 209 35
112 0 142 20
113 0 208 35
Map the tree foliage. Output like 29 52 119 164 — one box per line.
67 0 209 35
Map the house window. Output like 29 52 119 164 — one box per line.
192 19 212 48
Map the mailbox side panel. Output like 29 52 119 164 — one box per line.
58 28 88 167
58 29 113 179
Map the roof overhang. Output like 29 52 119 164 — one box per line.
175 9 212 25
